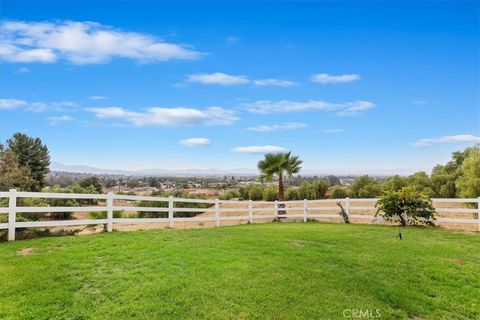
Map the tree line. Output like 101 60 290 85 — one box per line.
224 145 479 201
0 132 478 201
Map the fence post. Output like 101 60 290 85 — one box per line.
303 199 308 222
346 197 350 220
8 189 16 241
274 200 279 221
106 192 113 232
168 196 174 228
248 200 253 224
215 198 220 227
477 197 480 232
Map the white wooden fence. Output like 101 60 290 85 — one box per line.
0 189 479 241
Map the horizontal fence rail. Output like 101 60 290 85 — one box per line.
0 189 479 241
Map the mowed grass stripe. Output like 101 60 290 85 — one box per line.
0 223 478 319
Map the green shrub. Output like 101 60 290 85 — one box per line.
262 187 278 201
330 186 348 199
350 176 382 198
89 210 123 219
137 191 211 218
375 187 436 226
220 189 240 200
286 188 300 200
239 184 264 201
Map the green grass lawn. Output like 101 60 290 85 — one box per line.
0 223 479 319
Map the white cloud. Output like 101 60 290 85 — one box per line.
87 106 238 126
0 97 79 112
187 72 249 86
232 145 287 154
243 99 375 116
247 122 307 133
253 78 299 87
186 73 298 87
0 98 28 109
411 134 480 147
0 20 202 64
322 128 344 133
88 96 108 100
15 66 31 73
180 137 211 147
310 73 360 84
49 115 73 125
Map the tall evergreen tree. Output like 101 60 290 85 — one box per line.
0 145 33 191
6 133 50 191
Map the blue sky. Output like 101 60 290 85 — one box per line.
1 1 479 175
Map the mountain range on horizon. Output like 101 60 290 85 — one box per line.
50 161 405 177
50 161 259 176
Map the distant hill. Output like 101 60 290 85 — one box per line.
50 161 257 177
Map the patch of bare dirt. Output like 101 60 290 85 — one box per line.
291 240 305 247
17 248 34 256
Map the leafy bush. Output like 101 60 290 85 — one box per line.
286 188 300 200
375 187 436 226
239 185 264 201
262 187 278 201
382 175 408 192
17 197 49 221
456 147 480 199
220 189 240 200
330 186 348 199
297 180 328 200
78 177 103 193
89 210 123 219
350 176 382 198
137 191 211 218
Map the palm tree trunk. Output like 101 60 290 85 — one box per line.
277 175 286 219
278 175 285 201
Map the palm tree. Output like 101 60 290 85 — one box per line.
257 152 303 201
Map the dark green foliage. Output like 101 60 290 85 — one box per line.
78 177 103 193
89 210 122 219
406 171 432 196
456 146 480 199
350 175 382 198
326 175 341 186
6 133 50 191
382 175 408 192
285 187 300 200
137 191 211 218
330 185 348 199
375 187 436 226
42 185 100 220
297 180 329 200
257 152 302 201
430 144 479 198
262 187 278 201
0 146 33 191
219 189 240 200
239 184 264 200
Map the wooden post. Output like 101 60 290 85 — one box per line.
274 200 278 221
106 192 113 232
8 189 16 241
248 200 253 224
303 199 308 222
477 197 480 233
215 198 220 227
346 197 350 220
168 196 174 228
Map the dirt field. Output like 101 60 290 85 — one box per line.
53 198 478 236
